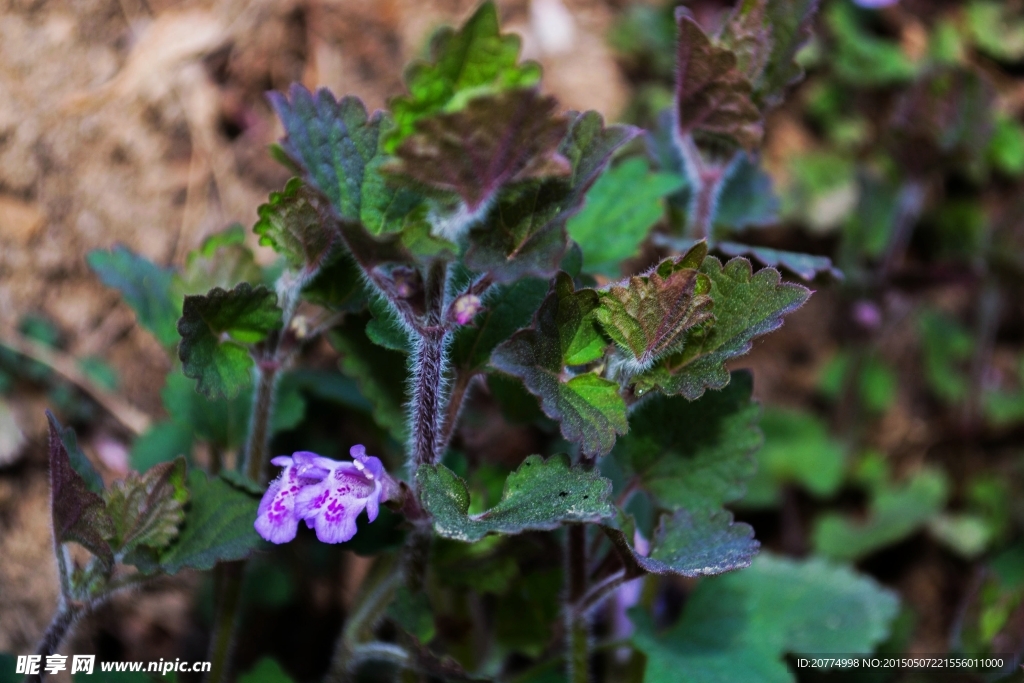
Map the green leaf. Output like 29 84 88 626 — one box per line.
386 88 569 214
632 554 900 683
565 158 683 277
596 251 714 372
606 508 758 577
269 85 438 269
130 421 193 471
813 469 949 561
742 408 845 508
714 154 781 231
105 458 188 556
87 246 181 346
465 111 640 284
328 313 409 442
47 411 114 568
254 178 338 276
827 3 918 87
387 2 541 152
130 469 263 574
674 12 762 151
491 273 627 456
614 371 761 512
178 283 282 399
179 225 263 295
451 277 549 374
722 0 820 110
967 1 1024 62
635 257 809 400
717 242 841 281
418 454 614 542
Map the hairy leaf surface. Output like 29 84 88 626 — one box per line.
607 508 757 577
491 273 627 456
105 458 188 556
597 251 713 371
387 88 569 213
675 12 762 150
635 257 809 399
254 178 338 277
418 454 613 542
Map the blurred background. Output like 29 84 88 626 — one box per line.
4 0 1024 679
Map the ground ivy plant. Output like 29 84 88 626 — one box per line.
30 3 900 682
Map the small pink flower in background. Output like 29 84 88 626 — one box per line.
852 0 898 7
255 446 394 545
452 294 483 325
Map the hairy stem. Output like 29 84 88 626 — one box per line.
679 136 731 241
566 525 590 683
205 561 245 683
411 260 449 467
26 603 85 682
574 570 638 618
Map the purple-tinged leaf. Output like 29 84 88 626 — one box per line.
47 411 114 568
178 283 282 399
675 11 763 151
491 273 627 456
722 0 820 110
597 247 714 372
105 458 188 557
386 88 569 214
387 2 542 152
634 257 809 400
254 178 339 278
606 508 758 577
717 242 842 281
466 111 640 283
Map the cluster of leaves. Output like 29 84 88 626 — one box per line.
611 0 1024 667
17 2 923 683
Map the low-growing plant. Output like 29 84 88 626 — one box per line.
24 3 907 683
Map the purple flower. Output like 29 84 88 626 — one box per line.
255 446 394 545
852 0 898 7
255 451 329 544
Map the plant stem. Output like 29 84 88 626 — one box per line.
327 556 403 682
410 260 449 467
678 136 731 242
205 561 244 683
244 363 280 485
566 524 589 683
879 180 926 278
27 603 85 682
